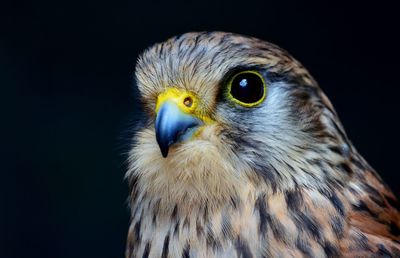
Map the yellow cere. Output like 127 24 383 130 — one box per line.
155 88 214 124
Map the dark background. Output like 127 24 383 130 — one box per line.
1 0 399 257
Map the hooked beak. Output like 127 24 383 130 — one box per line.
155 101 202 157
154 88 211 158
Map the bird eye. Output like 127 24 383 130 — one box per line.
227 71 266 107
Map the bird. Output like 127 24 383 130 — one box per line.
125 32 400 258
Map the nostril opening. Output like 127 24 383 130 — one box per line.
183 96 193 108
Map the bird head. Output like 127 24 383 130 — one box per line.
127 32 350 207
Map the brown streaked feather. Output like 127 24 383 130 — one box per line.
341 163 400 256
126 31 400 258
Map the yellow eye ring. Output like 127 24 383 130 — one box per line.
226 70 267 107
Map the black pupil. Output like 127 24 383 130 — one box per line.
230 72 264 104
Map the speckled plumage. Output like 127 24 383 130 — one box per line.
126 32 400 258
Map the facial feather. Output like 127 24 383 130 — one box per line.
130 32 348 202
126 32 400 258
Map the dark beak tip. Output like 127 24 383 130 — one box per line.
161 147 169 158
155 136 170 158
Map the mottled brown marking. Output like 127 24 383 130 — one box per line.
126 31 400 258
